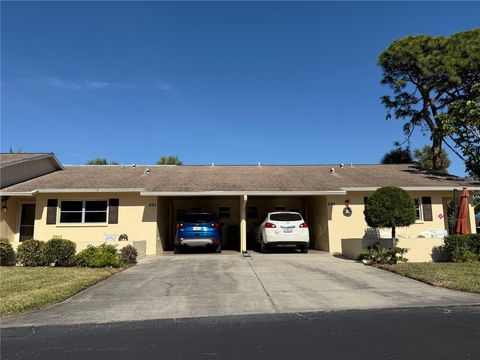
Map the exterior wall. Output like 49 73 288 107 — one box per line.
0 158 58 188
0 197 31 242
396 237 446 262
328 190 477 261
341 237 446 262
306 196 329 251
468 199 477 234
32 193 158 255
156 196 172 253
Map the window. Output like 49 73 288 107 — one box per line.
218 207 231 219
270 213 303 221
247 206 258 219
182 213 218 223
60 200 108 224
414 198 422 221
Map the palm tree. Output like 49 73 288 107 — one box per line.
414 145 451 173
156 155 182 165
86 158 119 165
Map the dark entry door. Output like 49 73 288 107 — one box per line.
19 204 36 242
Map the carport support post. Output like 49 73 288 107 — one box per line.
240 195 248 253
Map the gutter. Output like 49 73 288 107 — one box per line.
37 188 144 193
140 190 347 196
0 191 37 197
342 186 480 192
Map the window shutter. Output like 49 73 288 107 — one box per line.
422 197 433 221
46 199 58 224
108 199 119 224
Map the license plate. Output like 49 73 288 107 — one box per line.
283 228 293 233
193 226 201 230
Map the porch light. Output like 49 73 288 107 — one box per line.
1 197 9 213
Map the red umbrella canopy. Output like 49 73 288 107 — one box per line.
456 188 470 235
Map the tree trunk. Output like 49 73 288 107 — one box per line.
391 226 396 248
432 133 443 171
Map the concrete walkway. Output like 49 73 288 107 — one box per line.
2 251 479 327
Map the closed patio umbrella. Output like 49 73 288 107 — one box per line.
455 188 470 235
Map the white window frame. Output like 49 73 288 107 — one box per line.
414 198 423 222
58 200 109 224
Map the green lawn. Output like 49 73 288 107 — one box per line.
380 262 480 294
0 267 120 317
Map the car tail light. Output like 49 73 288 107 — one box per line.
264 222 276 228
176 223 183 229
211 223 220 228
299 222 308 228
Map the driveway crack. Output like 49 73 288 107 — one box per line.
247 260 279 313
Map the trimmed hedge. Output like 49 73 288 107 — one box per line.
75 244 122 268
0 238 16 266
45 238 76 266
17 240 47 267
444 234 480 262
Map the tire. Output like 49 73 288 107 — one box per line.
301 247 309 254
260 240 268 253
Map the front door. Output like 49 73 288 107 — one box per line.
19 203 36 242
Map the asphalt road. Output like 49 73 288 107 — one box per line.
2 306 479 360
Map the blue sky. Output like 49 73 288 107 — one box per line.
1 1 479 174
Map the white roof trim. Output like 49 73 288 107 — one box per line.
343 186 480 192
140 190 347 196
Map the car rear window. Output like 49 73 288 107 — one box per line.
182 213 217 223
270 213 302 221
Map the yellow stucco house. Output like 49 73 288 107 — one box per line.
1 153 478 261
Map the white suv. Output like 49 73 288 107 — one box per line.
256 212 309 253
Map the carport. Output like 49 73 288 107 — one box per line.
152 192 341 254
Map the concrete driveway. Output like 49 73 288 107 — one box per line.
2 251 479 327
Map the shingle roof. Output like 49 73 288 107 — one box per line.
0 153 51 166
0 153 63 169
1 164 478 193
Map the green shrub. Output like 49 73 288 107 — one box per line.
45 238 76 266
358 242 409 265
444 234 480 262
17 240 47 267
120 244 138 265
0 238 16 266
451 248 478 262
75 244 121 268
74 245 97 267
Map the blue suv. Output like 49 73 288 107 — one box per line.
174 212 221 253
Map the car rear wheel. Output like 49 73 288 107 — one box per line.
260 240 268 253
300 246 309 253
